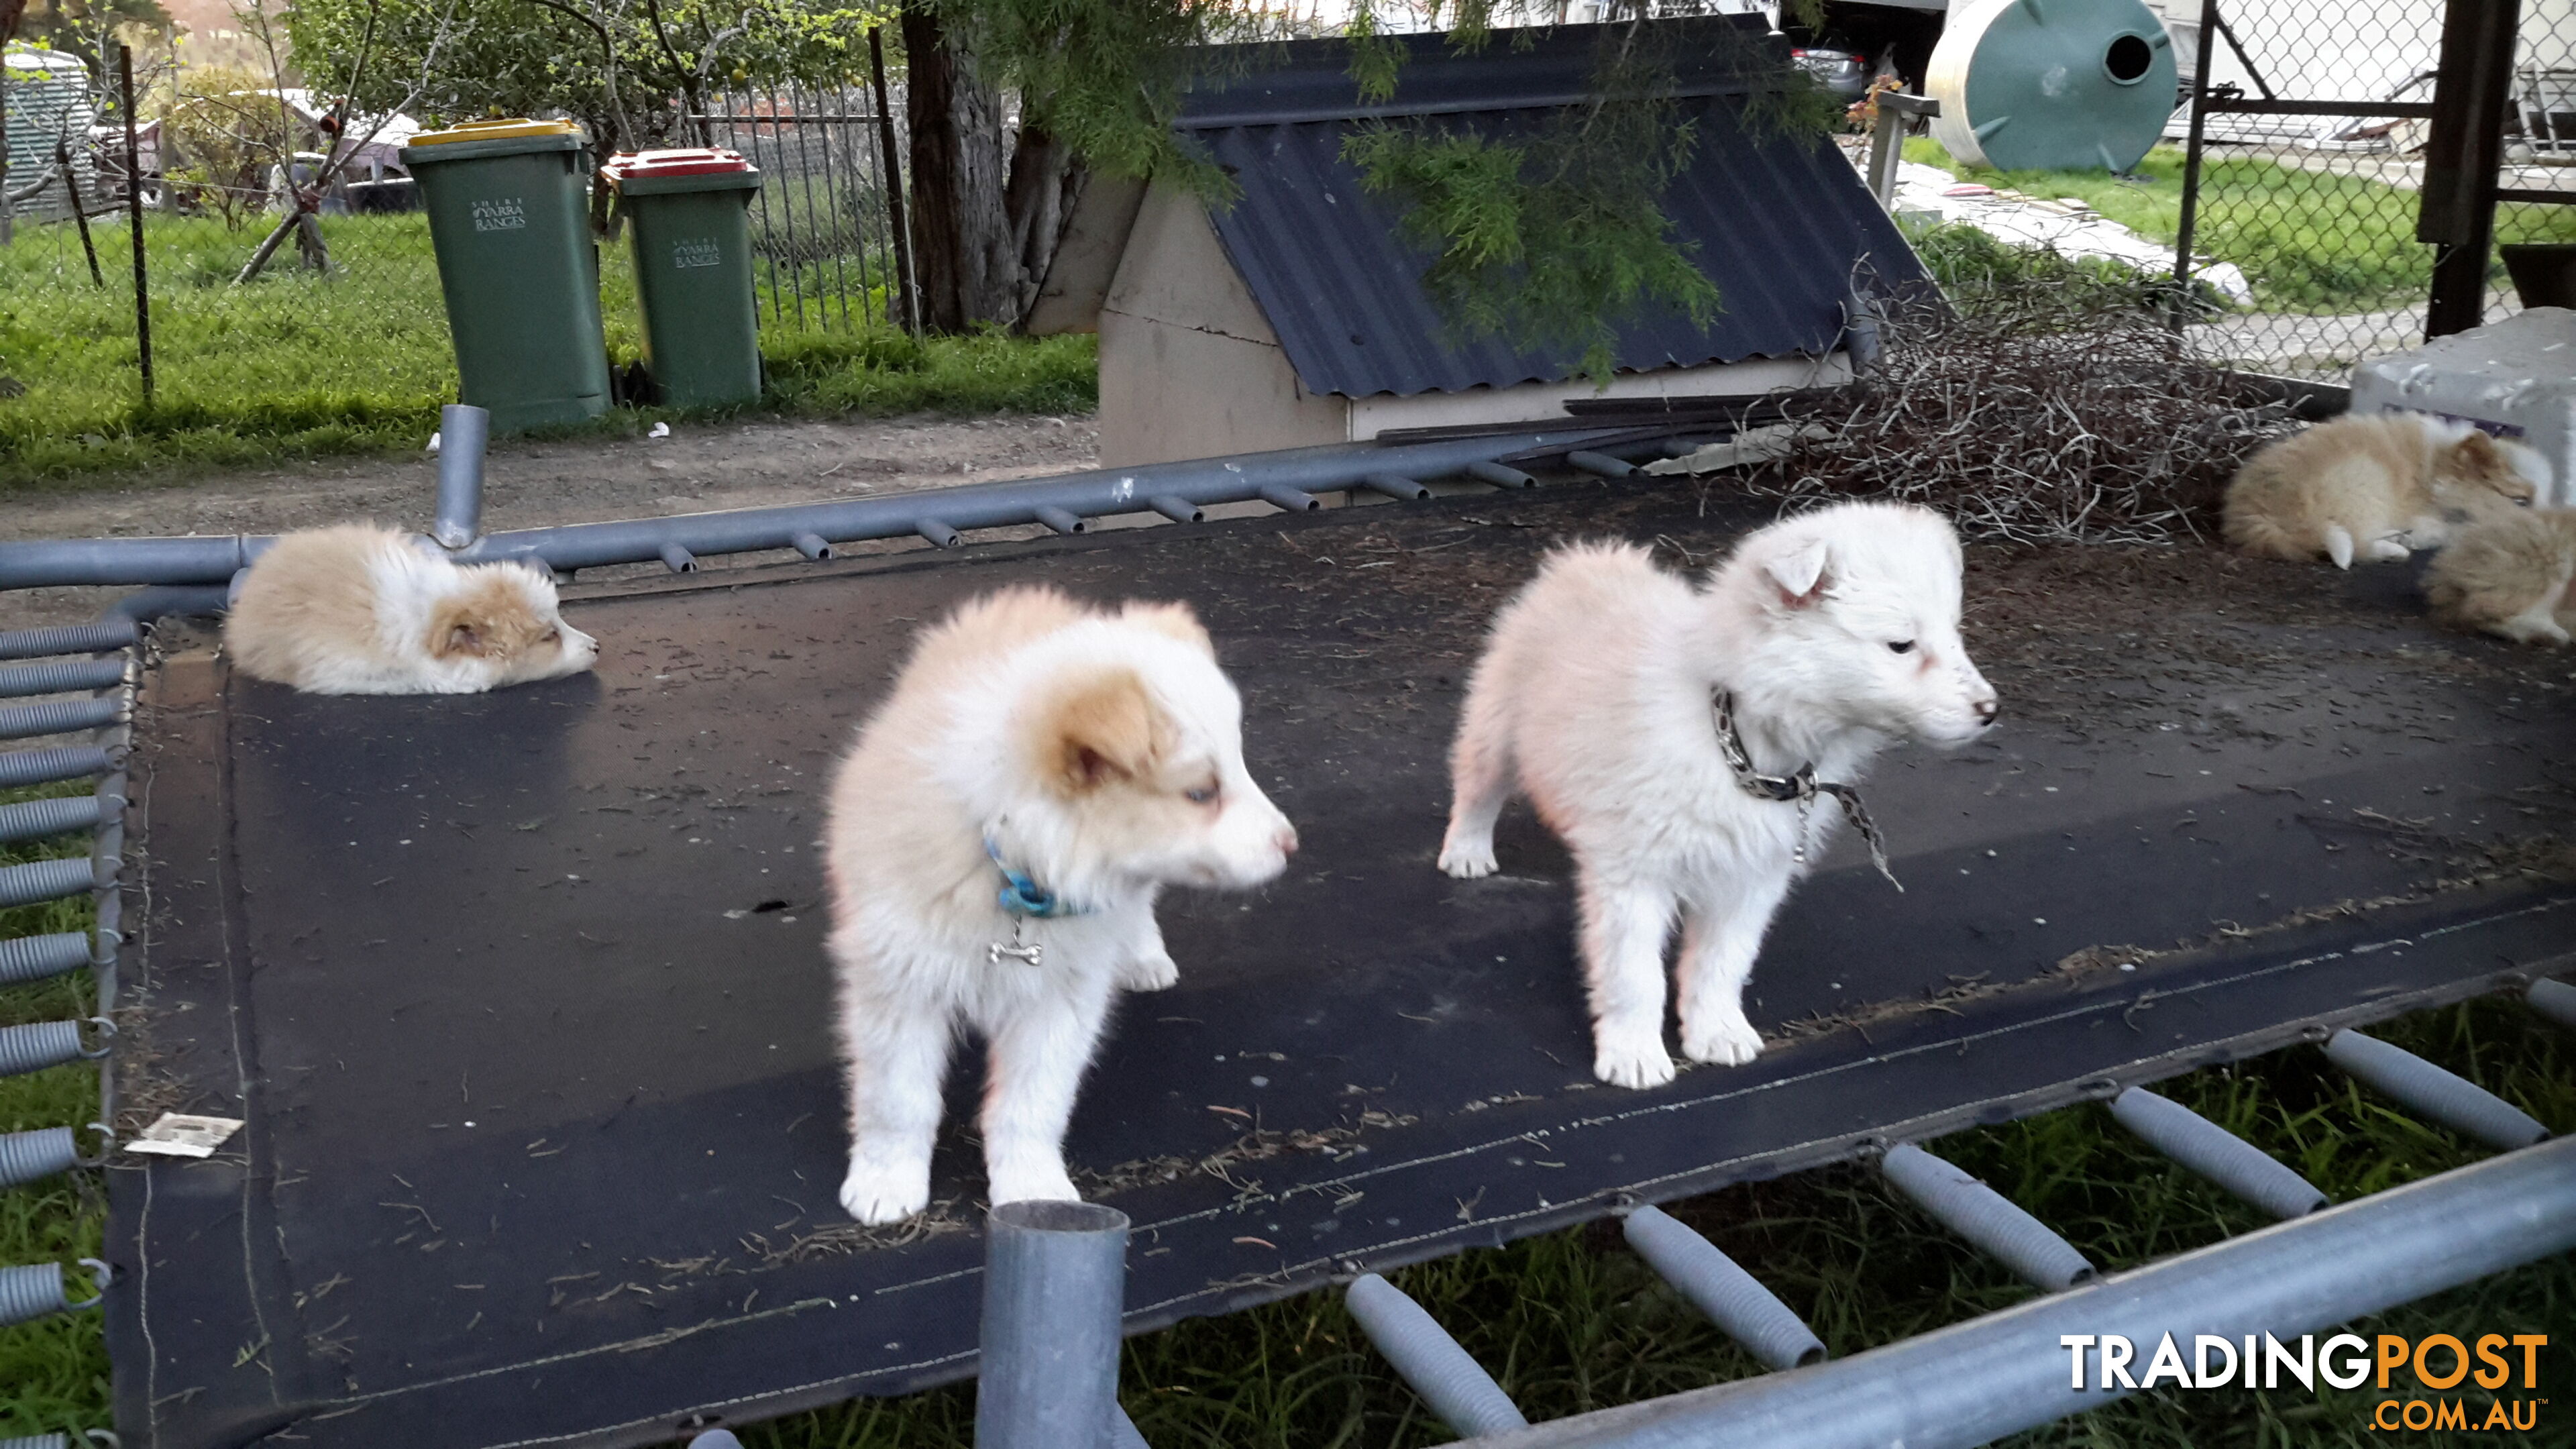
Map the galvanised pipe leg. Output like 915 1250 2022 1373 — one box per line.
434 403 490 549
2108 1087 2327 1220
1621 1205 1825 1371
2528 977 2576 1032
976 1200 1132 1449
1147 496 1203 525
1360 474 1431 501
1035 507 1086 536
792 532 833 562
1466 461 1536 488
1345 1272 1529 1438
1565 451 1641 480
659 542 700 574
2324 1028 2547 1150
225 568 251 610
1257 482 1322 513
918 519 964 549
1881 1143 2095 1291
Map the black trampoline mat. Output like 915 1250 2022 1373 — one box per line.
106 482 2576 1448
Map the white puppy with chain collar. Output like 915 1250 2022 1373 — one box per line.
1438 502 1998 1089
823 586 1296 1224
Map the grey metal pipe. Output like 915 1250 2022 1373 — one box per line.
792 532 833 561
101 585 229 623
0 933 89 987
0 1259 106 1328
1360 473 1432 501
1036 506 1086 536
2528 977 2576 1032
1148 496 1203 525
0 1020 109 1077
1346 1273 1529 1438
1566 451 1642 479
225 568 251 610
0 748 111 790
434 403 490 549
2324 1029 2547 1150
975 1199 1131 1449
1459 1135 2576 1449
1109 1407 1150 1449
1468 461 1536 488
0 699 120 743
1881 1143 2095 1290
0 1126 78 1189
1621 1205 1825 1371
0 796 101 846
0 428 1646 588
1258 482 1322 512
0 621 138 660
659 541 699 574
0 659 127 699
2108 1088 2327 1220
0 858 97 910
919 519 965 549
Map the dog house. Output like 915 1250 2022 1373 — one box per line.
1030 19 1928 468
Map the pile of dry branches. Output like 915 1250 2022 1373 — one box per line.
1762 295 2304 545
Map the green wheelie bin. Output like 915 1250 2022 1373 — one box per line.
602 148 764 409
400 118 610 433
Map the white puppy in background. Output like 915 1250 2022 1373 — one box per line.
824 586 1297 1224
1438 502 1997 1089
226 523 598 694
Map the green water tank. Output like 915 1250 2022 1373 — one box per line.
1927 0 2181 174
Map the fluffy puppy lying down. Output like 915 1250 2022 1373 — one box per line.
2222 413 2546 570
2425 506 2576 647
823 587 1296 1224
226 524 597 694
1440 502 1998 1089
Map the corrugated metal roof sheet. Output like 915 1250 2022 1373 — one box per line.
1173 19 1927 399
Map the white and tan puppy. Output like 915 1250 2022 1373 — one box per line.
2222 413 2547 569
824 586 1297 1224
1438 502 1996 1089
225 524 597 694
2424 506 2576 646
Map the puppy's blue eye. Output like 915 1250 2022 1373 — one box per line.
1184 785 1218 804
1888 640 1917 655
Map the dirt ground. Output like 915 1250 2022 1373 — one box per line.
0 412 1098 631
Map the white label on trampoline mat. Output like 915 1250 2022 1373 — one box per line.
126 1112 246 1158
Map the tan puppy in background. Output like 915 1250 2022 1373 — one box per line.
2222 413 2546 569
226 524 597 694
2424 507 2576 646
823 587 1297 1224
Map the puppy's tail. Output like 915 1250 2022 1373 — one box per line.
2222 498 2322 564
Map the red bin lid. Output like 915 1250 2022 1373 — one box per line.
601 148 756 180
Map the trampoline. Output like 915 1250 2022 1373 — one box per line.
95 476 2575 1448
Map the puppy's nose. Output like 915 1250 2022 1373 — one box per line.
1275 824 1299 857
1975 697 2000 725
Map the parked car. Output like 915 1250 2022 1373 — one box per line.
1792 45 1872 100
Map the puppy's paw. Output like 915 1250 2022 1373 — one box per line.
2365 536 2412 563
1117 948 1180 992
1681 1012 1765 1068
839 1155 932 1226
987 1161 1081 1206
1438 835 1499 879
1593 1029 1677 1090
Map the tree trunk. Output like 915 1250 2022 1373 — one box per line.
900 2 1020 332
1001 125 1084 327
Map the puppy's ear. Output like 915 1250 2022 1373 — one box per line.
1761 538 1833 609
427 600 491 658
1120 600 1213 653
1043 667 1169 792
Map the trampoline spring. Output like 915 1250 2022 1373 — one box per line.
0 621 138 663
0 1127 78 1189
0 1434 71 1449
2324 1029 2547 1152
917 519 963 549
0 933 90 987
1147 496 1203 525
0 1018 113 1078
685 1434 744 1449
0 747 113 790
1034 506 1086 536
0 857 99 910
2109 1087 2327 1220
1466 460 1537 488
0 699 121 744
791 532 833 562
1566 450 1642 480
2528 977 2576 1034
0 1258 109 1327
0 658 127 700
659 542 700 575
0 795 102 847
1881 1142 2096 1291
1256 482 1322 513
1358 473 1431 502
1621 1204 1826 1370
1344 1273 1529 1438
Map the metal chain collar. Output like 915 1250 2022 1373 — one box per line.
1711 692 1904 892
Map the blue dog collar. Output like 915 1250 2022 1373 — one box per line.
985 837 1087 919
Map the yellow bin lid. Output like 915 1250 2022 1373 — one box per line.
409 117 586 146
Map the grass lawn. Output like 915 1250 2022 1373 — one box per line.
0 213 1095 490
1902 138 2576 314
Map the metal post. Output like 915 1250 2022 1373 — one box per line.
1346 1273 1529 1438
1866 93 1939 211
2420 0 2521 337
975 1200 1131 1449
867 26 918 335
2168 0 2222 331
1882 1143 2095 1290
117 44 152 409
434 405 490 550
